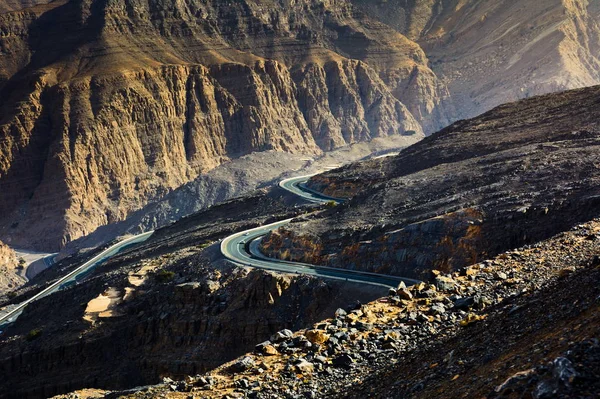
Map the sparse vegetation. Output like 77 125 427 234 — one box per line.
156 269 175 283
325 201 337 208
17 257 26 269
26 328 42 341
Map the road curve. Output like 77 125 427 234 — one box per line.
222 174 421 288
279 174 346 204
0 231 154 328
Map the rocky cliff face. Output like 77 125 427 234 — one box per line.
352 0 600 120
0 240 23 295
0 0 447 251
2 0 599 252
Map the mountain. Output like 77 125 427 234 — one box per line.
260 85 600 279
351 0 600 119
13 84 600 399
1 0 600 253
0 0 447 251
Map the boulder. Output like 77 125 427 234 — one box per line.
270 329 294 343
229 356 255 373
305 330 330 345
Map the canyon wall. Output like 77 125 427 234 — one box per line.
2 0 600 251
0 0 445 250
352 0 600 119
0 240 23 295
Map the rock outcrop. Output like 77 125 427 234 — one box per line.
0 0 447 251
0 240 22 295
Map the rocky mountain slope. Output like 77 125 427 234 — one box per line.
2 0 600 253
28 251 599 399
73 217 600 399
261 85 600 279
2 85 600 399
352 0 600 120
0 0 443 251
0 240 23 294
0 189 385 398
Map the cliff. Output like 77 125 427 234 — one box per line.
3 0 599 251
352 0 600 119
0 0 446 250
0 240 23 295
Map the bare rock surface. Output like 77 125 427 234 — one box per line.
0 240 23 295
352 0 600 120
0 0 438 251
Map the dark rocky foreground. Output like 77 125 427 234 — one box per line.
68 217 600 399
0 190 386 398
261 85 600 280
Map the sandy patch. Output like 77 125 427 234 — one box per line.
83 287 123 323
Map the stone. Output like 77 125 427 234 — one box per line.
294 359 315 374
460 313 486 327
314 355 328 364
552 357 577 386
230 356 255 373
382 341 397 350
305 330 330 345
271 329 294 343
255 341 272 352
332 353 355 368
434 276 456 291
261 345 279 356
193 376 213 387
397 288 413 300
453 296 475 311
429 304 446 315
235 379 250 389
354 322 374 331
335 308 347 319
474 295 492 309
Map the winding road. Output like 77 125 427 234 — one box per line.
0 231 154 329
278 174 347 204
221 174 420 288
0 170 418 329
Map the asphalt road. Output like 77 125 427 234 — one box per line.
0 231 154 328
1 171 417 328
279 174 347 204
222 174 420 288
25 254 58 280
